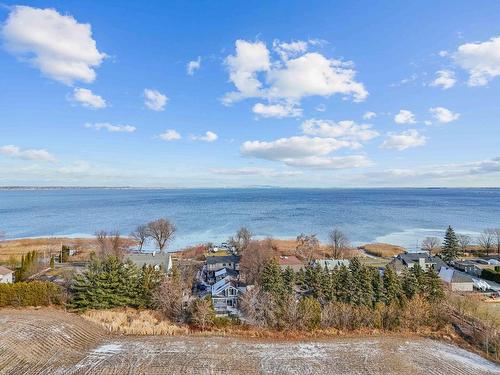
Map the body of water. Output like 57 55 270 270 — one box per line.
0 188 499 250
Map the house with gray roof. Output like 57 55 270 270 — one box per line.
438 267 474 292
126 252 172 273
389 252 446 274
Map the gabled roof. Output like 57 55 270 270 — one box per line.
211 277 239 296
0 266 13 276
278 256 304 266
206 255 240 265
313 259 350 269
398 253 446 269
439 267 473 284
127 252 171 270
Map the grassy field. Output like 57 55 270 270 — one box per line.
358 243 406 258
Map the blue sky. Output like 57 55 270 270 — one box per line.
0 1 499 187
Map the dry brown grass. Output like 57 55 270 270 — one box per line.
0 237 97 262
82 308 189 335
359 243 406 258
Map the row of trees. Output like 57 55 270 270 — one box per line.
241 258 444 331
422 227 500 256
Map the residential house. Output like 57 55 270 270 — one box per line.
214 267 239 282
0 266 14 283
312 259 350 271
211 277 245 316
206 255 240 282
278 256 306 272
126 252 172 273
389 253 446 275
438 267 474 292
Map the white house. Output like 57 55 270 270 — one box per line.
211 277 244 316
0 266 14 283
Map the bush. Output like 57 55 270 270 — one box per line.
298 297 321 330
481 269 500 283
0 281 64 307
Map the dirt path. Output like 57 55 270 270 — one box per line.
0 309 498 375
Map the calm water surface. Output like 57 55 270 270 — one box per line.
0 188 499 250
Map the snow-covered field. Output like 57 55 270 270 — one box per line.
0 309 498 375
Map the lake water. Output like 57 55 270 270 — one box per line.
0 188 499 250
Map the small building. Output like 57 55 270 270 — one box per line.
278 256 306 272
0 266 14 284
214 267 239 282
211 277 245 316
439 267 474 292
127 252 172 273
206 255 240 281
312 259 350 271
389 253 446 275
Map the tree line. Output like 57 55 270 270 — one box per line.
422 227 500 256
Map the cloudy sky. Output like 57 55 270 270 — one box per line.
1 1 499 187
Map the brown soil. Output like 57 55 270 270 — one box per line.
0 308 498 375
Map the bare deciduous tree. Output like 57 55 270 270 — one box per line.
328 229 349 259
189 297 215 329
479 229 494 255
457 234 472 254
152 268 186 322
239 239 275 284
421 237 440 254
95 230 110 257
229 227 252 253
95 230 125 259
296 233 319 261
147 218 176 253
130 224 149 252
490 228 500 254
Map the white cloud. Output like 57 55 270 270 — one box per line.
394 109 416 124
1 6 106 85
144 89 168 111
380 129 426 151
0 145 56 162
301 119 379 142
430 70 456 89
252 102 302 118
454 36 500 86
71 88 107 109
211 167 302 177
429 107 460 123
362 111 376 120
191 131 218 142
187 56 201 75
267 52 368 102
222 40 270 104
159 129 181 141
222 39 367 112
84 122 136 133
272 39 308 60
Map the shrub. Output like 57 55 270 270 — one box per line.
482 269 500 283
189 297 215 329
0 281 64 307
298 297 321 330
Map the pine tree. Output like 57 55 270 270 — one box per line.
334 264 352 303
260 258 285 296
382 266 404 306
348 258 372 307
370 268 383 304
441 225 460 263
402 268 419 299
422 268 444 303
282 266 295 294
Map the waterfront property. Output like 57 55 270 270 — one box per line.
389 253 446 274
211 278 246 316
206 255 240 282
126 252 172 273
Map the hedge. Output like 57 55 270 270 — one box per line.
481 269 500 284
0 281 65 307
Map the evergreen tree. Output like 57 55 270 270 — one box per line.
401 268 419 299
50 255 55 269
382 266 404 306
422 268 444 303
303 264 325 299
370 268 383 304
260 258 285 296
348 258 373 307
334 264 352 303
69 256 147 309
441 225 460 263
282 266 295 294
